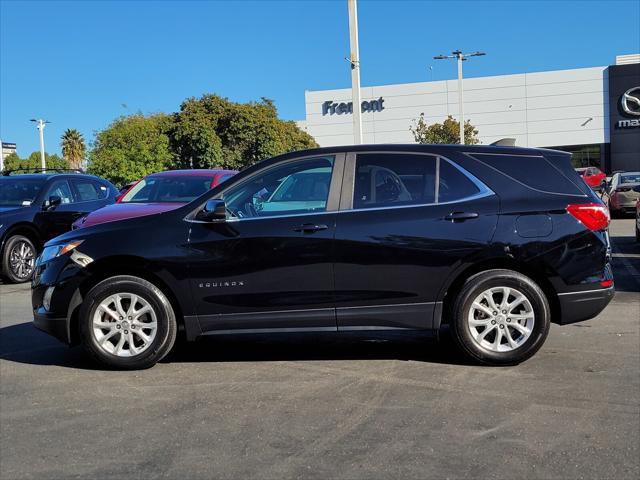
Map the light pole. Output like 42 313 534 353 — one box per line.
347 0 363 144
30 119 50 172
434 50 486 144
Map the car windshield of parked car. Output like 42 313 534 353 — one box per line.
120 176 214 203
620 173 640 184
0 177 46 207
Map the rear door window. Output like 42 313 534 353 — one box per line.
72 179 108 201
353 154 436 209
352 153 486 209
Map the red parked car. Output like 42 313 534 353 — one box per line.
576 167 606 190
72 169 237 229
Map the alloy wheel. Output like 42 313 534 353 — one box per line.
9 240 35 280
92 293 158 357
467 286 535 353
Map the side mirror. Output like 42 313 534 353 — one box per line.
43 195 62 211
195 199 226 222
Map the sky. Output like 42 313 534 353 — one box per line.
1 0 639 156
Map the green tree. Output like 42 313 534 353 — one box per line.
410 114 480 145
2 151 68 173
61 128 86 170
88 113 173 186
171 95 317 171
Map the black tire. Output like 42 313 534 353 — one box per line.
79 275 177 369
1 234 37 283
449 269 551 366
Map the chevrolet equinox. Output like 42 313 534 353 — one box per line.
32 145 614 369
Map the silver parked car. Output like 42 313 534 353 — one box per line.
602 171 640 217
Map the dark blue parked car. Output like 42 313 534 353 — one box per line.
0 170 118 283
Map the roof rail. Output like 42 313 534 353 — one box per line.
2 168 84 176
490 138 516 147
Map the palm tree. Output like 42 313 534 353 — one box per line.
61 129 86 170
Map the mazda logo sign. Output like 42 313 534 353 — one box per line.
621 86 640 116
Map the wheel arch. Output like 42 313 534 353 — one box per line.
439 257 560 326
68 256 186 345
1 223 43 253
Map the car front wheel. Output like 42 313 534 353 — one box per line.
79 275 177 369
450 269 551 365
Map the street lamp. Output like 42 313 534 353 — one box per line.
30 119 50 172
347 0 363 144
434 50 486 144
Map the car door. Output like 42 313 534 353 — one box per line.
333 151 499 331
186 154 344 334
33 178 82 241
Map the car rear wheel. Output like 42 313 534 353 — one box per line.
79 275 177 369
450 269 551 365
2 235 37 283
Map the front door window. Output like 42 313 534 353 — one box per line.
223 156 335 218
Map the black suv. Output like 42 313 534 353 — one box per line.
31 145 614 369
0 171 118 283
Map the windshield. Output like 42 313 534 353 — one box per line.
620 172 640 184
0 177 45 207
120 175 214 203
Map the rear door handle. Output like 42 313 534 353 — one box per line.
293 223 329 233
444 212 479 222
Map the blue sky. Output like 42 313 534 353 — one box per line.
1 0 639 156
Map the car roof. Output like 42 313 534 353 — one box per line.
149 169 238 177
0 172 109 181
266 143 571 159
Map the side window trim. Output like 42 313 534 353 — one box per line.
341 151 493 212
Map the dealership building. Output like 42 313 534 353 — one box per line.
300 54 640 172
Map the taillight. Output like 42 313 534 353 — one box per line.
566 203 610 231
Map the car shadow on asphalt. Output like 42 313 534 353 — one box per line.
0 321 473 370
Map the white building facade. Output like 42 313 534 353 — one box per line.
302 55 640 172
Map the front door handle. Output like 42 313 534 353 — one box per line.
293 223 329 233
444 212 479 222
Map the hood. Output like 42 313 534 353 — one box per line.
73 202 186 229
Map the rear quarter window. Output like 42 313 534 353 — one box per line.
469 153 584 195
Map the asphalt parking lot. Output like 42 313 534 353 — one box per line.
1 218 638 479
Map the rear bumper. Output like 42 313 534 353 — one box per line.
557 286 615 325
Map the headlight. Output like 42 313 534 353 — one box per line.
39 240 84 263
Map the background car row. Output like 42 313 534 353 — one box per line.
575 166 640 241
0 168 237 283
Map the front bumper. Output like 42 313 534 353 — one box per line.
31 254 87 345
557 286 615 325
33 309 71 344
